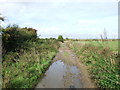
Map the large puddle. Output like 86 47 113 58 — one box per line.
36 60 83 88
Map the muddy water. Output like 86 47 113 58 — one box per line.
36 60 83 88
35 43 96 88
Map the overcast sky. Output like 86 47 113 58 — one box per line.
0 0 119 39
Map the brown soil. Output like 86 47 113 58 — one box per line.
54 42 96 88
36 42 97 88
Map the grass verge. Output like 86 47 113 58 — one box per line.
66 40 120 88
2 39 60 88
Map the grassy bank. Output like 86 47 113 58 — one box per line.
2 25 60 88
3 39 59 88
66 40 120 88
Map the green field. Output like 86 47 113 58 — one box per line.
66 40 119 88
72 40 118 51
1 24 119 88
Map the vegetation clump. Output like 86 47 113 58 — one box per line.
66 40 120 88
2 25 60 88
58 35 64 43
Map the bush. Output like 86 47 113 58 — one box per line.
2 24 37 53
2 38 60 88
58 35 64 42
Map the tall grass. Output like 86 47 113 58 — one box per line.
2 39 60 88
66 40 120 88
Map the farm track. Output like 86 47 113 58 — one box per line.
35 42 96 88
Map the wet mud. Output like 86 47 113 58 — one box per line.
36 42 96 88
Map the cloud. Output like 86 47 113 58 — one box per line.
73 15 118 37
35 26 66 36
75 19 95 26
0 0 119 2
0 1 118 39
75 15 117 28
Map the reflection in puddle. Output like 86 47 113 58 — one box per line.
36 60 83 88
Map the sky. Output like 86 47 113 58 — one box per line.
0 0 119 39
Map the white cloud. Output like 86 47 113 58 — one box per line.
0 0 119 3
35 26 66 36
0 1 118 39
75 19 96 26
75 16 117 29
73 15 118 38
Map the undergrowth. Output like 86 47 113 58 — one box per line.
3 39 60 88
66 40 120 88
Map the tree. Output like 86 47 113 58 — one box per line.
66 37 69 40
0 17 4 21
0 13 4 29
0 13 4 21
2 24 38 53
58 35 64 42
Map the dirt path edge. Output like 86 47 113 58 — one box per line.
64 42 97 88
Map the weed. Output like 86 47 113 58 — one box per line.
3 39 59 88
66 40 120 88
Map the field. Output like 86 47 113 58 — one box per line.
1 24 119 88
66 40 119 88
0 2 119 88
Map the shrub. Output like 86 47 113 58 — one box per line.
2 24 37 53
2 39 60 88
58 35 64 42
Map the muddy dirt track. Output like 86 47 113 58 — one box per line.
35 42 96 88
